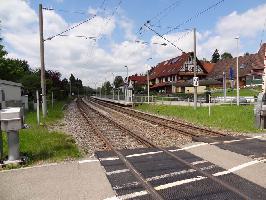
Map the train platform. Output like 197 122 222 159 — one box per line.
0 159 115 200
92 96 133 107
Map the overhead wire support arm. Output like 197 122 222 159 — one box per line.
144 23 184 53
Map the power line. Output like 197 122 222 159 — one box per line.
137 0 183 37
44 15 96 41
164 0 225 35
144 23 184 53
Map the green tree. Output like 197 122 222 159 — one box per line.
103 81 112 95
211 49 220 63
113 76 124 88
221 52 233 60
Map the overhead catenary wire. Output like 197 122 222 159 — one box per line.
163 0 225 35
144 23 184 53
137 0 183 37
44 15 97 41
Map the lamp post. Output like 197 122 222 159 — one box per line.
146 58 152 104
124 66 128 101
235 36 240 106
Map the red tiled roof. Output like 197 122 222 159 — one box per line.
128 74 147 85
209 43 266 79
200 61 215 73
149 52 208 80
150 82 169 89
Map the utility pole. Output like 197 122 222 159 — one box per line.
235 36 240 106
147 69 150 104
39 4 47 117
193 28 197 109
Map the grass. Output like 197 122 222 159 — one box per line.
212 88 260 97
2 101 81 166
136 104 263 133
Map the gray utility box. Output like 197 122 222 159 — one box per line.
254 93 266 129
0 107 23 162
0 107 23 131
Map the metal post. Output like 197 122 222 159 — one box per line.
147 68 150 104
223 72 226 102
7 130 20 161
39 4 47 118
193 28 197 109
235 37 240 106
209 94 211 117
36 90 40 126
0 130 3 162
125 66 128 101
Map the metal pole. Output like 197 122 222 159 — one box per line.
39 4 47 118
223 72 226 102
209 94 211 117
125 66 128 101
147 68 150 104
236 37 240 106
36 90 40 126
0 130 3 162
193 28 197 109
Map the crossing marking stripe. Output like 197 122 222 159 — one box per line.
105 159 266 200
106 169 130 175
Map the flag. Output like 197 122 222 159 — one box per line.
229 66 234 80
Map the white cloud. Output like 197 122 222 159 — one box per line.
1 0 266 87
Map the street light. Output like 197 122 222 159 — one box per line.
146 58 153 104
124 66 128 101
235 36 240 106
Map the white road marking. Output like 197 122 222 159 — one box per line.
99 157 119 161
106 169 130 175
154 176 206 190
78 159 99 164
191 160 208 165
213 159 266 177
169 143 208 152
126 151 163 158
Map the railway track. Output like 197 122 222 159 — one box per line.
88 97 227 141
87 97 266 162
77 98 249 199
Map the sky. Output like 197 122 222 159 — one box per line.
0 0 266 87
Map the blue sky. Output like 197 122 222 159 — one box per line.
0 0 266 86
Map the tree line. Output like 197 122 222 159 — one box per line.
0 28 92 101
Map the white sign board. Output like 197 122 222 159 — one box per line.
193 77 199 87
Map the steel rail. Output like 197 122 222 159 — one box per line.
81 98 249 199
77 100 164 200
89 98 266 161
89 97 226 138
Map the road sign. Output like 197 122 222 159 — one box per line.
193 77 199 87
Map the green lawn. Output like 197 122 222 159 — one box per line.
212 88 260 97
2 101 81 166
136 104 262 133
